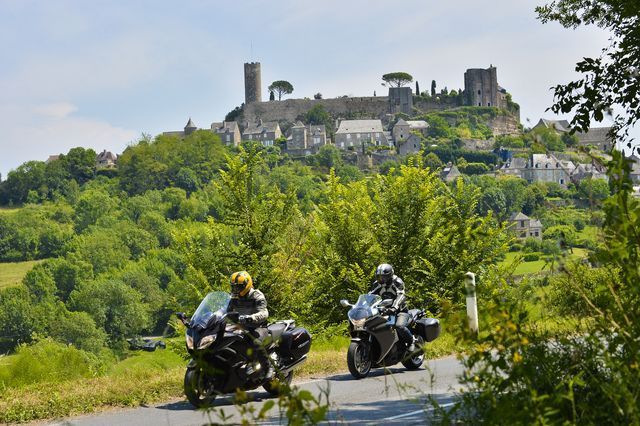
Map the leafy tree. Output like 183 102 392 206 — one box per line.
269 91 275 101
315 145 343 169
74 189 117 232
268 80 294 101
63 147 96 184
314 92 322 99
70 279 150 342
536 0 640 145
424 152 443 170
305 104 331 126
577 177 610 203
0 161 46 204
225 104 243 122
382 72 413 88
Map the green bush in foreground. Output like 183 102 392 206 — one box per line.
0 339 112 389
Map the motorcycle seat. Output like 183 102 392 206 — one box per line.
267 322 288 341
408 309 421 319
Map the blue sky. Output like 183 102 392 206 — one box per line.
0 0 624 178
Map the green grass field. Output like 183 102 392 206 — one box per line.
0 207 20 215
0 260 42 289
500 248 590 276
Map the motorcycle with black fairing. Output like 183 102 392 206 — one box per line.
176 291 312 407
340 294 441 379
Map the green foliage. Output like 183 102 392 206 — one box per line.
268 80 294 100
382 72 413 87
0 339 109 389
118 131 227 195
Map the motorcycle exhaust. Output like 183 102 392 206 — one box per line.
280 354 308 375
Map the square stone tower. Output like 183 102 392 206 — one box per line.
464 66 503 108
244 62 262 104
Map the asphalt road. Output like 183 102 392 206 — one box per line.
49 355 463 425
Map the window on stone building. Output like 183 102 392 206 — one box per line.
560 178 564 185
477 90 481 95
488 103 491 106
226 135 230 142
347 134 351 140
520 220 524 227
478 103 481 106
535 231 539 237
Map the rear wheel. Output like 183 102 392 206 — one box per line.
263 370 293 396
347 341 372 379
401 336 425 370
184 368 217 408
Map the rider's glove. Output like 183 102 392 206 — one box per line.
238 315 251 324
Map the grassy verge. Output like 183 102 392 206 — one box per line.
0 327 461 423
0 260 42 289
499 248 590 276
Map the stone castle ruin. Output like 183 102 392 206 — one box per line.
240 62 519 135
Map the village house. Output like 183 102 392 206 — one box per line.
334 119 388 150
440 162 462 182
532 118 613 152
501 153 575 188
242 120 282 147
211 121 241 146
286 121 328 155
392 119 429 142
508 212 543 239
96 150 117 168
397 134 422 156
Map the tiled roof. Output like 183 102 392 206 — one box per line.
243 121 280 135
576 127 613 143
336 120 383 134
509 212 530 221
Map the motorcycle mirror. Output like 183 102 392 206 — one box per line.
339 299 351 307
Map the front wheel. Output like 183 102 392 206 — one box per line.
184 368 217 408
347 341 372 379
401 335 425 370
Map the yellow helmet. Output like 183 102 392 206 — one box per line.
230 271 253 297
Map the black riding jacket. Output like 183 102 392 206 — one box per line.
369 275 407 310
228 288 269 327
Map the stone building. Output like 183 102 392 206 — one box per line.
440 162 461 182
96 150 117 168
508 212 543 239
242 120 282 147
464 66 506 108
397 134 422 156
532 118 613 151
388 87 413 115
334 119 388 150
392 119 429 142
163 118 199 138
500 153 575 188
211 121 241 146
286 122 328 155
244 62 262 104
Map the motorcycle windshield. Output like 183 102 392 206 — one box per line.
191 291 231 329
348 294 382 321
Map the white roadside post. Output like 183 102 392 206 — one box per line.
465 272 479 337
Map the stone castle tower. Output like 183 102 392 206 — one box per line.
244 62 262 104
464 66 503 108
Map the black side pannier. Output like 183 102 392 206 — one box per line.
279 326 312 359
414 318 441 342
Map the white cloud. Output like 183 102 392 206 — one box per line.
33 102 78 119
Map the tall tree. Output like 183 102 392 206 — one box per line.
415 81 420 96
382 72 413 88
268 80 294 101
431 80 436 97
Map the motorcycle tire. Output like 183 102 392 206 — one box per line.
347 341 372 379
401 335 425 370
263 371 293 396
184 368 217 408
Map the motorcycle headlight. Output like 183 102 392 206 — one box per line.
197 334 217 349
186 333 194 350
350 318 366 329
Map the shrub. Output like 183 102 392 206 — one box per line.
523 252 541 262
0 339 110 389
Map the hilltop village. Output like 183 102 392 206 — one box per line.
160 62 632 186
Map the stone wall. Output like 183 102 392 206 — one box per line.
488 115 521 136
243 97 390 125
